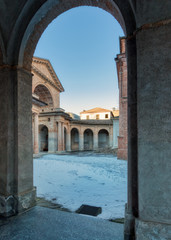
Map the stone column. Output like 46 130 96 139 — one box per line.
48 130 57 153
61 123 64 151
79 130 84 151
0 67 36 217
113 119 119 148
124 36 138 240
33 113 39 154
66 129 71 151
58 121 63 152
134 21 171 240
109 128 113 148
93 131 98 150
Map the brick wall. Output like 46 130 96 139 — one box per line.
115 37 128 160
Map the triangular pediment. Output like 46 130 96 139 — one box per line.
32 57 64 92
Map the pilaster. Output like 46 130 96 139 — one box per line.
0 67 36 217
33 113 39 154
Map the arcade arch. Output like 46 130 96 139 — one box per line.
17 0 136 70
0 1 170 239
0 1 139 239
71 128 79 151
84 129 93 150
39 125 49 152
98 129 109 148
34 84 54 107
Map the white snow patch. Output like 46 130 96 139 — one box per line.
34 153 127 219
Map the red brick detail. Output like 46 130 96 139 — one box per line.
115 37 128 160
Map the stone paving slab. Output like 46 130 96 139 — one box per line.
0 206 123 240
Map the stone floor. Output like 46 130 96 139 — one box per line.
0 206 124 240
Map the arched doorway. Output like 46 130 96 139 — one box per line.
98 129 109 148
84 129 93 150
71 128 79 151
39 125 48 152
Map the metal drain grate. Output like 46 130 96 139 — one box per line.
76 204 102 216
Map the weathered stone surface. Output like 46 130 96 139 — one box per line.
0 195 17 217
137 23 171 224
0 206 124 240
15 187 36 213
0 188 36 217
136 219 171 240
0 1 171 239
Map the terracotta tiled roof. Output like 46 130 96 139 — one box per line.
80 107 111 114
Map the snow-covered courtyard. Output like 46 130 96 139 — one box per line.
34 153 127 220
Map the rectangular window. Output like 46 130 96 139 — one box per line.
86 115 89 120
105 114 108 119
96 114 99 120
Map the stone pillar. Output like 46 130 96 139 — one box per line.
93 131 98 150
61 123 65 151
113 119 119 148
109 128 113 148
33 113 39 154
115 37 128 160
134 22 171 240
48 130 57 153
66 129 71 151
124 36 138 240
0 67 36 217
58 121 63 152
79 130 84 151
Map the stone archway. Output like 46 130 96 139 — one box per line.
0 1 170 239
0 1 138 239
39 125 48 152
71 128 79 151
84 129 93 150
34 84 54 107
98 129 109 148
18 0 135 71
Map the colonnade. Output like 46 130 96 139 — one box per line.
33 116 113 154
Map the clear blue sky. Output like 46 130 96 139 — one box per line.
35 6 124 114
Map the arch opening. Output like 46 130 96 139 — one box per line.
16 0 137 70
15 1 137 236
84 129 93 150
98 129 109 149
39 125 48 152
34 84 53 107
71 128 79 151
